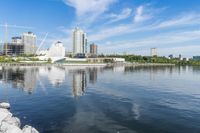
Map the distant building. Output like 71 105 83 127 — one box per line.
150 48 157 56
183 58 189 61
2 32 37 56
90 43 98 55
179 54 182 60
22 32 37 55
72 27 87 55
193 56 200 61
113 58 125 63
12 37 22 44
168 54 173 59
3 43 24 55
47 41 65 57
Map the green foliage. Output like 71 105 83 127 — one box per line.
0 56 14 63
103 59 113 63
16 57 22 62
105 54 200 65
29 58 39 61
48 58 52 63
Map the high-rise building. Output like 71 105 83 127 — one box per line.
22 32 37 55
90 43 98 55
3 36 24 55
12 37 22 44
72 27 87 55
179 54 182 60
3 43 24 55
150 48 157 56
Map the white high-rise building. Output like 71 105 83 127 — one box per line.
22 32 37 55
151 48 157 56
72 27 87 54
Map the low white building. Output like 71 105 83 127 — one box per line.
113 58 125 62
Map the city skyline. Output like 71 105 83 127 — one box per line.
0 0 200 57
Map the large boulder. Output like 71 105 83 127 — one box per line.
0 103 39 133
22 125 39 133
0 121 22 133
0 102 11 109
3 116 21 127
0 108 12 124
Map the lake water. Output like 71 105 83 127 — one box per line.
0 65 200 133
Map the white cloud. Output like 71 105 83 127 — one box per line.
98 29 200 56
63 0 117 23
89 24 133 41
133 5 151 23
106 8 132 24
155 13 200 29
88 12 200 43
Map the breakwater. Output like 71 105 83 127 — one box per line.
0 102 39 133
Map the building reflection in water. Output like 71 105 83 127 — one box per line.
0 67 37 94
72 70 87 97
47 67 65 86
113 65 125 73
0 66 102 96
89 68 97 84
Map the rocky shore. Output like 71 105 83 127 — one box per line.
0 102 39 133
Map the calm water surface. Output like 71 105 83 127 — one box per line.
0 65 200 133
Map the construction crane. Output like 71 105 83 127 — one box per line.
0 23 33 55
34 33 48 56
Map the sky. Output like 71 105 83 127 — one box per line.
0 0 200 57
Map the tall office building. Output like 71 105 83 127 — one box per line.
72 27 87 55
150 48 157 56
22 32 37 55
90 43 98 55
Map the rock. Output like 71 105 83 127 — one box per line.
3 116 21 127
0 102 11 109
0 121 22 133
22 125 39 133
0 108 12 124
0 102 39 133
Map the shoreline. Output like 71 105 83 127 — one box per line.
0 62 178 67
0 62 176 67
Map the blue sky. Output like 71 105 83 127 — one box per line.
0 0 200 57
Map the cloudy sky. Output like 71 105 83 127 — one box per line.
0 0 200 57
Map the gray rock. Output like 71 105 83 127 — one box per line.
0 122 22 133
0 108 12 124
0 103 39 133
2 116 21 127
0 102 11 109
22 125 39 133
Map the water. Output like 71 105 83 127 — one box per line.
0 65 200 133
